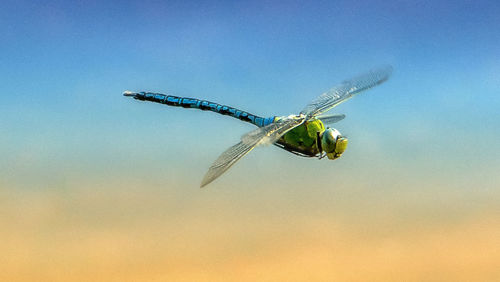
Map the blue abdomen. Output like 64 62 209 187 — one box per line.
127 91 275 127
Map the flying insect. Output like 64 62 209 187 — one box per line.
124 66 392 187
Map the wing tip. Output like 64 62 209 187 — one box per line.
200 171 216 188
375 65 393 79
200 180 210 188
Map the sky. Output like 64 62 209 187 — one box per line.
1 0 499 281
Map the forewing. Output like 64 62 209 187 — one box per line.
301 66 392 118
201 116 304 187
318 114 346 125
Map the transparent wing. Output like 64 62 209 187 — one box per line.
301 66 392 118
201 116 305 187
317 114 346 125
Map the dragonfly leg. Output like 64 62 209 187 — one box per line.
316 131 324 159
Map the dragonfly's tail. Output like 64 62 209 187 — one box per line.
123 90 136 97
123 91 275 127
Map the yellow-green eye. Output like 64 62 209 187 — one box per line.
335 137 348 155
321 128 343 152
321 128 337 153
321 128 348 159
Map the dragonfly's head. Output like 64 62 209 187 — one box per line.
321 128 348 160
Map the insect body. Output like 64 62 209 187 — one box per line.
274 118 348 160
124 66 392 187
276 118 324 156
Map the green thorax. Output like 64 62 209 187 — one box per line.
277 118 325 156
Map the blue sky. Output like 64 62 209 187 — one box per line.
2 0 499 187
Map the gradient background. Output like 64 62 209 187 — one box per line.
1 0 499 281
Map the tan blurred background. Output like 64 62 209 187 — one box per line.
1 147 499 281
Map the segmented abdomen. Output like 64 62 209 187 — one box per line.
128 92 275 127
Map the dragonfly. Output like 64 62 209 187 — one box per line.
124 66 392 187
